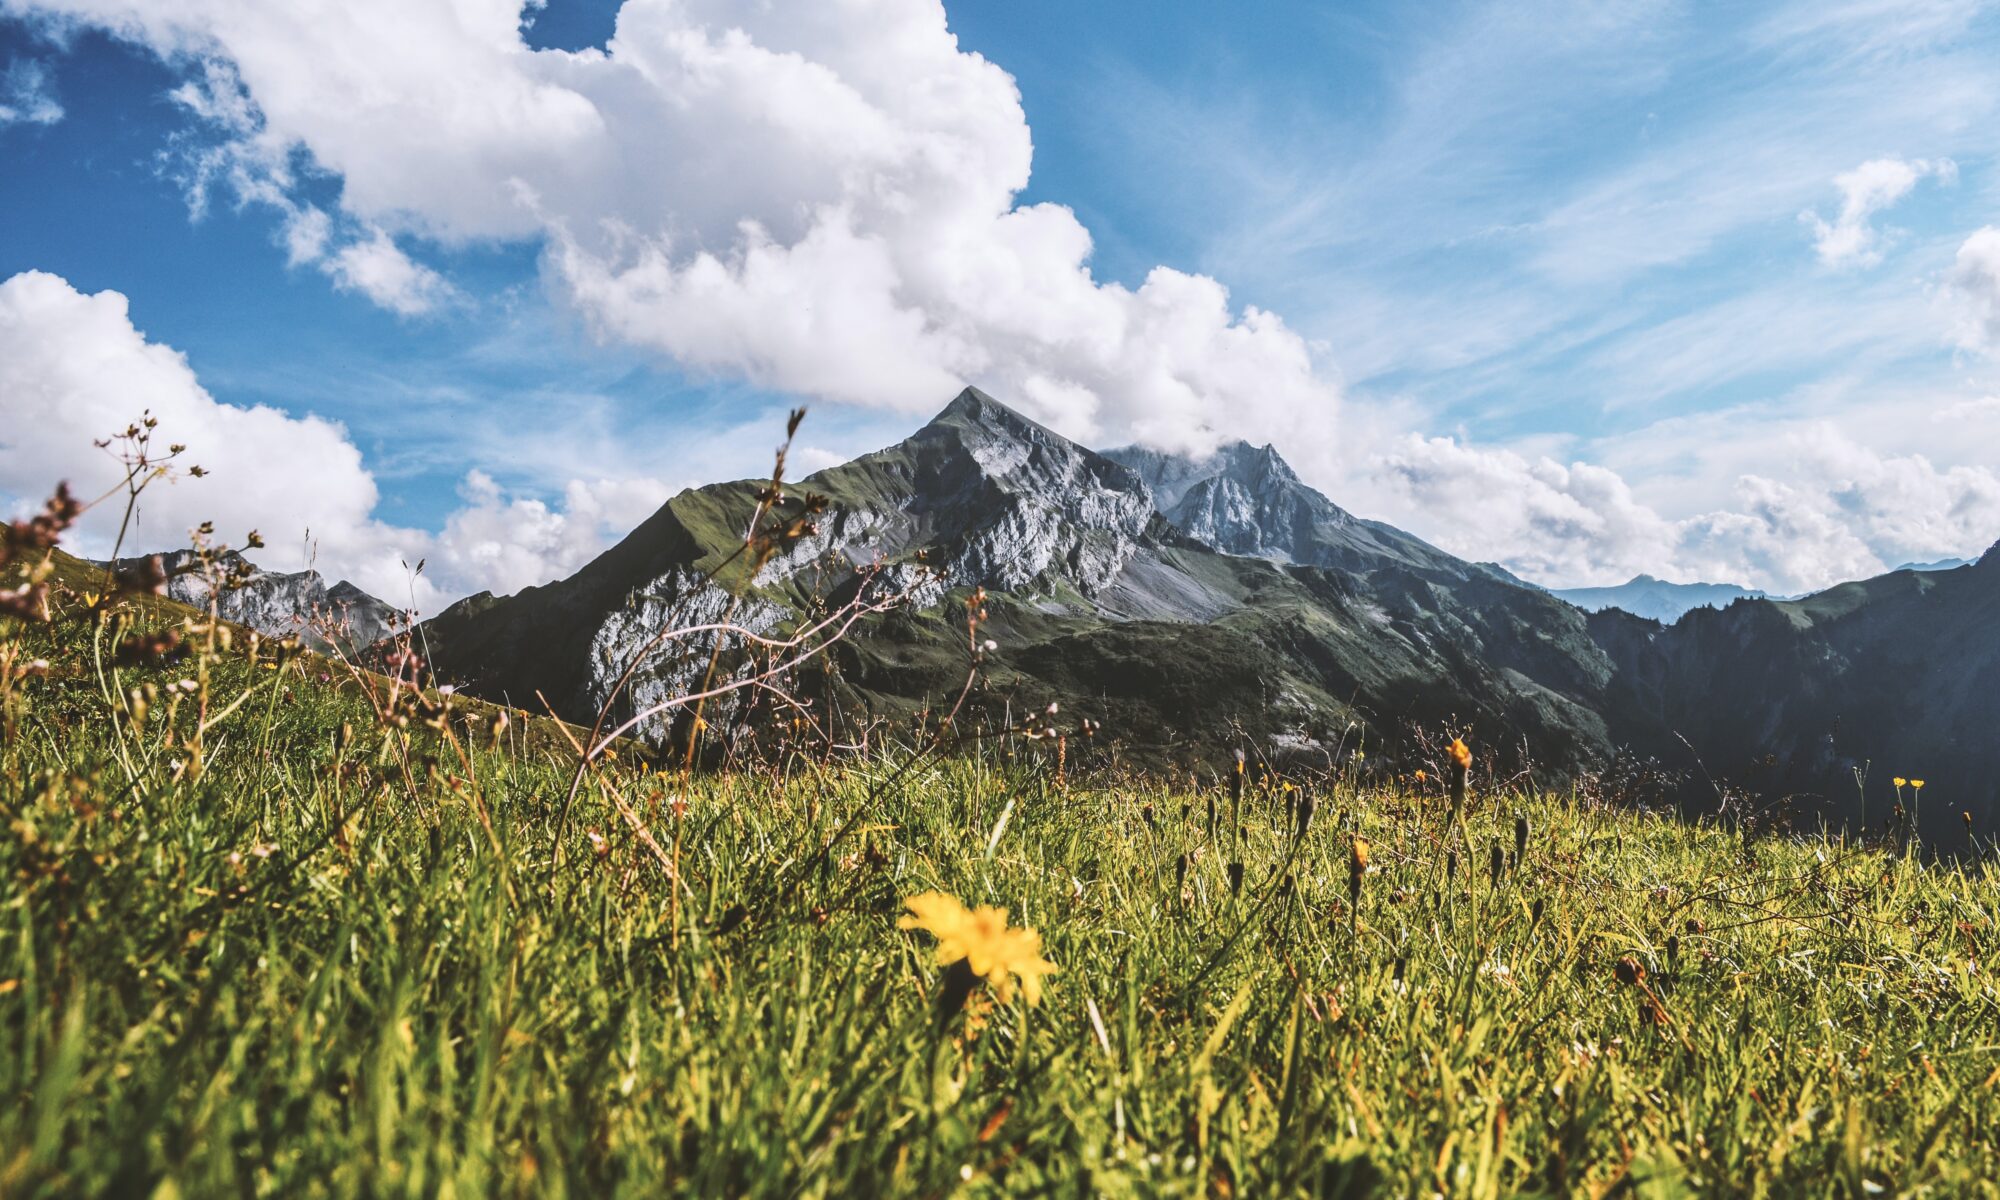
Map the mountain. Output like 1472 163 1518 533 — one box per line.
423 389 1627 773
101 549 403 655
1895 556 1971 573
418 387 2000 834
1589 548 2000 840
1552 575 1768 624
1103 440 1474 577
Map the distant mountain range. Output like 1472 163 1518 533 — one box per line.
1894 557 1971 573
1551 576 1770 624
1551 556 1975 624
161 387 1995 836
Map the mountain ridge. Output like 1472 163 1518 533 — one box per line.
412 387 2000 834
421 388 1625 775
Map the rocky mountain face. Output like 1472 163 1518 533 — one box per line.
103 549 402 655
1104 440 1471 577
1552 575 1769 624
423 389 1627 774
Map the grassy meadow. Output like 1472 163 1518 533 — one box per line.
1 587 1998 1197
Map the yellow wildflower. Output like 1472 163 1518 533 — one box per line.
1448 738 1472 771
1911 779 1926 790
1414 769 1427 784
1894 777 1908 788
899 892 1057 1005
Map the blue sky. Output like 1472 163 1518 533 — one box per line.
3 0 1999 606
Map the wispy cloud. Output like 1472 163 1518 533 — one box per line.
0 54 59 125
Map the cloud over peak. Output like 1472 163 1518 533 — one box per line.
6 0 1339 457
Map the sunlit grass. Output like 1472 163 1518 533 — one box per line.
1 609 1996 1197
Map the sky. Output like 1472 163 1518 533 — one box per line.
3 0 2000 611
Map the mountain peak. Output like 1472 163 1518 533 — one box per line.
1103 438 1467 577
927 386 1056 440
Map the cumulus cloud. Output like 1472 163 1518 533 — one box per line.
1946 225 2000 351
0 55 61 125
2 0 1338 454
1800 156 1954 268
1370 424 2000 593
325 228 456 316
0 270 664 607
434 470 672 597
8 1 1994 601
0 269 430 600
161 58 456 315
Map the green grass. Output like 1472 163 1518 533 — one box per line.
2 606 1998 1197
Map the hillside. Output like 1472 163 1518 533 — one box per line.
2 597 1996 1194
1592 554 2000 840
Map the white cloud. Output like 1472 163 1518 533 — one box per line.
433 469 672 597
1370 436 1679 584
7 0 1997 602
0 269 427 603
1367 422 2000 593
0 270 669 609
1800 156 1954 268
162 58 455 316
3 0 1340 456
325 227 456 316
1946 225 2000 351
0 55 61 125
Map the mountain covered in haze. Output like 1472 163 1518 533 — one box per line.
1895 557 1971 573
417 387 2000 835
1552 575 1769 624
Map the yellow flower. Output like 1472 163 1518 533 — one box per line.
1894 777 1908 788
1448 738 1472 771
1911 779 1926 790
899 892 1058 1005
1414 769 1427 784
